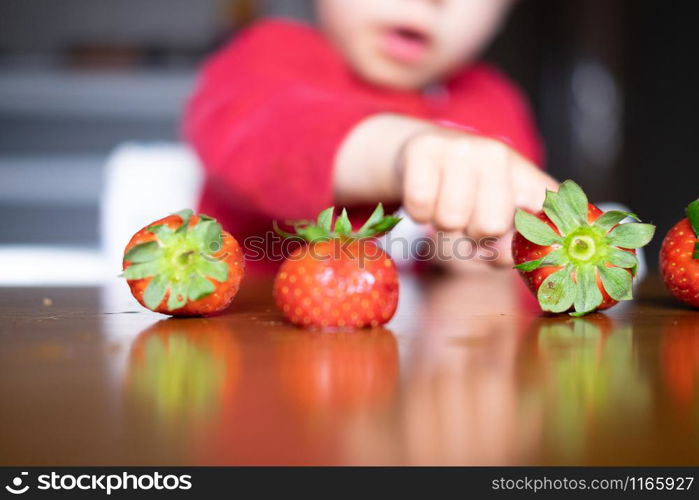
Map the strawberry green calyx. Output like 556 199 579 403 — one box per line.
123 209 229 311
274 203 402 242
686 199 699 259
514 180 655 317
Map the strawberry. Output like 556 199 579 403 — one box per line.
512 180 655 316
273 204 401 329
660 199 699 308
123 209 245 316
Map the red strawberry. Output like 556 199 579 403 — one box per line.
123 209 244 316
660 199 699 307
512 180 655 316
273 204 401 329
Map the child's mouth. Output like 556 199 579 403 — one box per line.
379 26 432 64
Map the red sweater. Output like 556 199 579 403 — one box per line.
184 19 543 273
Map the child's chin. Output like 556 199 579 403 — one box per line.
355 61 433 91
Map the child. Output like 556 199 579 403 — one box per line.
185 0 558 272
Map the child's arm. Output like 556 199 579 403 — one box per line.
335 113 559 240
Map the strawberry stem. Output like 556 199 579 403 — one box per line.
569 235 596 261
274 203 402 243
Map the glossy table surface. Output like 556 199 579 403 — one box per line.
1 271 699 466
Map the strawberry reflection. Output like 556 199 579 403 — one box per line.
277 329 399 417
125 316 399 464
198 327 399 465
662 312 699 412
124 318 240 462
521 314 650 462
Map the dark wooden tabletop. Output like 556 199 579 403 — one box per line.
1 270 698 466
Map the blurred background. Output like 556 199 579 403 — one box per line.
0 0 697 285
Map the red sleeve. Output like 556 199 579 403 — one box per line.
184 20 380 220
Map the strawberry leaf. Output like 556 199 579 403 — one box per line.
124 241 162 263
558 180 588 225
191 219 223 254
687 199 699 239
123 261 160 280
593 210 640 232
198 258 228 282
607 248 638 269
514 248 566 272
571 265 603 316
357 203 386 236
167 280 188 310
367 216 402 236
537 265 576 313
143 275 168 310
543 186 584 236
514 209 563 246
694 242 699 260
272 220 299 240
334 208 352 236
198 220 223 254
606 223 655 249
188 275 215 301
296 225 331 242
514 259 544 272
148 224 177 245
317 206 335 232
204 223 223 254
174 209 193 234
598 265 633 301
542 191 570 235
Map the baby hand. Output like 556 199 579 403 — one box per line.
397 127 558 245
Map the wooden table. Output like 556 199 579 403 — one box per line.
1 271 698 465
